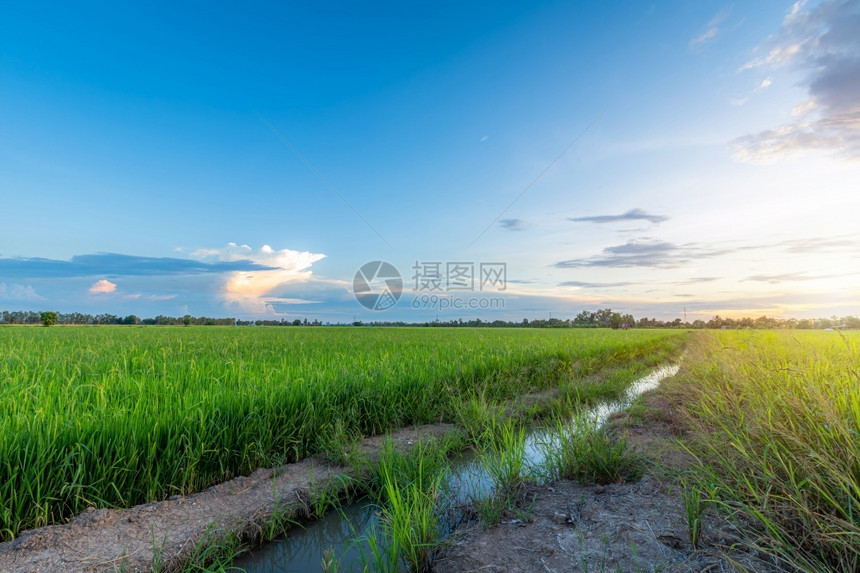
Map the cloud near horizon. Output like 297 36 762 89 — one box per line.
556 234 860 270
555 241 686 268
0 245 328 317
0 252 278 279
190 243 327 315
0 282 45 302
89 279 117 294
568 208 669 224
734 0 860 161
559 280 635 288
742 271 847 283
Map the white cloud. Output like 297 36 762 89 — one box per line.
0 282 45 301
480 135 489 142
690 8 731 48
89 279 117 294
786 1 808 23
124 292 177 302
740 43 803 71
734 0 860 161
792 98 818 116
147 294 177 302
691 27 719 47
190 243 326 315
758 77 773 90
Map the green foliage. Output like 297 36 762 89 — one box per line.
359 443 448 573
152 521 246 573
670 331 860 571
538 412 646 485
680 476 704 549
453 393 508 445
318 419 363 467
39 311 57 327
362 438 452 504
469 421 532 528
480 422 529 497
0 326 684 539
321 548 341 573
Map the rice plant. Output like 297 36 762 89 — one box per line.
538 411 645 485
358 442 449 572
0 326 684 539
680 476 703 548
466 420 533 528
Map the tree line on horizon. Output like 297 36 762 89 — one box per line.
1 309 858 330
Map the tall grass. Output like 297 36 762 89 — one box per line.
480 422 528 489
538 411 645 485
471 421 531 527
0 326 684 539
361 438 453 504
668 331 860 571
358 441 449 572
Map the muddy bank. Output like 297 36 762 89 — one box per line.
437 476 757 572
436 390 779 572
0 424 456 573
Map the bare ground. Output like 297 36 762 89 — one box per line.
0 424 456 573
435 390 780 573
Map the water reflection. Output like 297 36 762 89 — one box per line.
235 501 378 572
236 364 679 572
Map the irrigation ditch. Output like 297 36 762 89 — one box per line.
235 365 681 573
0 361 697 573
0 424 456 572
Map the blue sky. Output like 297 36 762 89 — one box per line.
2 1 858 322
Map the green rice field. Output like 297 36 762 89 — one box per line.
0 326 683 540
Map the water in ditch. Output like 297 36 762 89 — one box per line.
234 364 680 572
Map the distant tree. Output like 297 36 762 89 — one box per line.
594 308 614 327
182 314 192 326
123 315 140 325
40 311 58 327
573 310 594 325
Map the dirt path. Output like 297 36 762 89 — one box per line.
435 391 779 572
0 424 456 573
